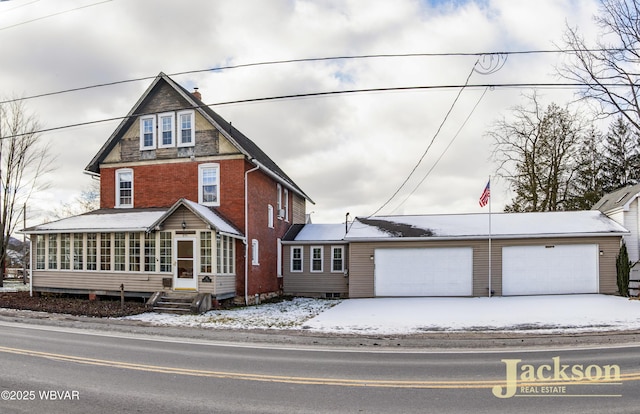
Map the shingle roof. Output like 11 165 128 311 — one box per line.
592 183 640 213
85 72 312 202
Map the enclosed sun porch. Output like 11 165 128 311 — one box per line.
22 199 243 302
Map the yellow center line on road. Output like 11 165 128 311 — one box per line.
1 345 639 390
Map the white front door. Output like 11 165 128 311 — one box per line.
174 238 197 290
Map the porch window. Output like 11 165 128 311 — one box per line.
200 231 212 273
159 232 172 273
216 235 235 274
47 234 57 270
73 234 84 270
87 233 97 271
129 232 141 272
114 233 126 271
60 233 70 270
291 246 302 272
144 234 156 272
36 235 45 270
100 233 111 271
331 246 344 273
311 246 323 272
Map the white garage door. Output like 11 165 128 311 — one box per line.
374 247 473 296
502 244 599 296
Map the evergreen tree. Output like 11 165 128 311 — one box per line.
601 116 639 192
616 241 631 297
565 127 605 210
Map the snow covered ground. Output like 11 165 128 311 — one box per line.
121 295 640 335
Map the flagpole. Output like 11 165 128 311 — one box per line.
488 176 492 298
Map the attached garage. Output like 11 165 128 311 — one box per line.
502 244 599 296
374 247 473 296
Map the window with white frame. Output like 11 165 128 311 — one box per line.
268 205 274 228
86 233 97 271
48 234 58 270
73 234 84 270
177 110 195 147
60 233 70 270
100 233 111 271
36 235 45 270
276 184 282 219
331 246 344 273
114 233 126 271
216 235 235 274
200 231 212 273
140 116 156 150
158 112 175 148
144 234 156 272
311 246 323 272
159 232 172 273
290 246 302 272
198 164 220 206
129 232 141 272
116 169 133 208
251 239 259 265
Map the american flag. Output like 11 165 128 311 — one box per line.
479 180 490 207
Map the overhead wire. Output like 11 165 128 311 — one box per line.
0 0 112 31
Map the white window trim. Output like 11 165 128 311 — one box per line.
310 246 323 273
198 163 220 206
268 204 274 228
331 245 345 273
251 239 259 265
115 168 134 208
284 188 289 222
177 110 195 147
139 115 156 150
158 112 175 148
290 246 303 273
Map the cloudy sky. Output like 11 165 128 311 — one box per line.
0 0 604 225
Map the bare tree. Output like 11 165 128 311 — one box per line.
488 93 587 212
560 0 640 132
0 99 53 287
49 180 100 220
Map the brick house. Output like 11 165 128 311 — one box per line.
23 72 312 307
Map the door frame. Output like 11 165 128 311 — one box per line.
173 237 198 291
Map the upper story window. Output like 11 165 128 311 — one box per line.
140 116 156 150
283 188 289 222
198 163 220 206
178 110 195 147
116 168 133 208
158 112 175 148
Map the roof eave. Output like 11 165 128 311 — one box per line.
345 232 628 242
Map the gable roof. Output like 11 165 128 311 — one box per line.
22 199 243 238
592 183 640 213
85 72 312 202
345 211 628 241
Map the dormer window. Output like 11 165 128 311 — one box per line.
178 110 195 147
158 112 175 148
140 116 156 150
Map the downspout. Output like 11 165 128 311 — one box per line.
28 235 33 297
244 160 260 306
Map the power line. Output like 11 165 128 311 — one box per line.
0 0 112 31
0 48 623 105
1 81 630 139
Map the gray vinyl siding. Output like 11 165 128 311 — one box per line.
348 236 621 298
283 244 348 297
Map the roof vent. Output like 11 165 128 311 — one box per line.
192 87 202 101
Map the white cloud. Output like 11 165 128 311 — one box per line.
0 0 604 225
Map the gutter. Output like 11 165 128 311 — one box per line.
250 159 315 204
244 159 260 306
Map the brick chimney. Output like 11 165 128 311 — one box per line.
192 87 202 101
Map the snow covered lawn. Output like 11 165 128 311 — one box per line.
121 294 640 334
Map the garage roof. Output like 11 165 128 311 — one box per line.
345 211 628 240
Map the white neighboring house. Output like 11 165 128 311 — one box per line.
593 182 640 296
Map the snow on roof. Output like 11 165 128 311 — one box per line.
24 209 167 233
181 199 242 237
346 211 629 240
290 224 347 242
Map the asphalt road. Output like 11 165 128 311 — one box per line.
0 320 638 414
